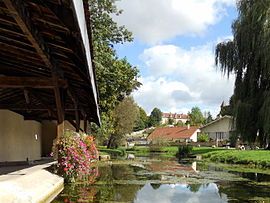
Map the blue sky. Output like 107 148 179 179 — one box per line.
113 1 237 116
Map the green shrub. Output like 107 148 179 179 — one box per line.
197 133 209 142
229 132 238 147
177 145 193 157
98 148 126 157
151 137 169 146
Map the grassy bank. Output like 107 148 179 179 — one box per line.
98 145 270 169
98 146 126 157
126 146 178 157
192 147 226 155
100 146 226 158
203 150 270 168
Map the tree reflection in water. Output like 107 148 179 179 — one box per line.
53 159 270 203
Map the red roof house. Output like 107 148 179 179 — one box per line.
147 126 200 142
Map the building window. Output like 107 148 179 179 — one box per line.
216 132 225 140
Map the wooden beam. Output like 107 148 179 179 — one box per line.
0 76 67 88
67 89 80 132
0 107 78 111
30 91 57 119
68 119 83 132
23 89 30 104
3 0 54 69
3 0 67 125
52 71 65 123
34 1 93 87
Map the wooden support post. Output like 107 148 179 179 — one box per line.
84 115 88 133
54 86 64 123
75 104 80 133
23 89 30 104
67 89 83 133
68 119 83 132
57 121 65 139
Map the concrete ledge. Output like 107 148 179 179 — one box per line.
0 163 64 203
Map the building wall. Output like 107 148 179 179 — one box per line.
0 110 42 162
161 118 188 124
41 121 57 157
190 130 200 142
41 120 85 157
201 117 232 140
207 132 230 141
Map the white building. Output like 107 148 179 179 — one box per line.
161 113 189 124
200 116 233 141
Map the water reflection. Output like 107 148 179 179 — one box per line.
53 158 270 203
134 183 228 203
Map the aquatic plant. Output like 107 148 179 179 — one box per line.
52 130 99 182
177 145 193 157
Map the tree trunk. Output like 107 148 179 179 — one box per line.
107 135 113 149
265 134 269 150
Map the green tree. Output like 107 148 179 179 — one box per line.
219 100 233 117
107 97 138 148
148 108 162 127
203 111 213 124
134 106 148 131
168 118 174 125
188 107 205 126
89 0 141 143
215 1 270 147
175 120 185 127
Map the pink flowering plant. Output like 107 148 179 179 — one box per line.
52 130 99 182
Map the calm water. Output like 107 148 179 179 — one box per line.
53 156 270 203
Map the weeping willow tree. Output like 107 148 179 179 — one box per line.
215 0 270 148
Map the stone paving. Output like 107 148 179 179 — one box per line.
0 160 64 202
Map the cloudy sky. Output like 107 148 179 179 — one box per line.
113 0 237 116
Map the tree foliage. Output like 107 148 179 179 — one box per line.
175 120 185 127
148 108 162 127
89 0 141 112
133 106 148 131
168 118 174 125
215 0 270 147
189 107 205 126
89 0 141 144
107 97 138 148
203 111 213 124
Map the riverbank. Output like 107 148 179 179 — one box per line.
203 150 270 168
98 145 270 168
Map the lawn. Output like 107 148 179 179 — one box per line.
192 147 226 155
203 150 270 168
98 145 270 168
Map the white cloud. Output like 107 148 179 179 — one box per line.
133 77 195 114
114 0 236 44
133 43 235 116
134 183 228 203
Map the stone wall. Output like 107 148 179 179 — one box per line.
0 110 42 162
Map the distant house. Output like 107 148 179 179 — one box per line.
147 126 200 143
161 113 189 124
200 115 233 141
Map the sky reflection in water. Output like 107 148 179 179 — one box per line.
134 183 227 203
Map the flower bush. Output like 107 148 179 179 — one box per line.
52 130 99 182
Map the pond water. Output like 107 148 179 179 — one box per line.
53 156 270 203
